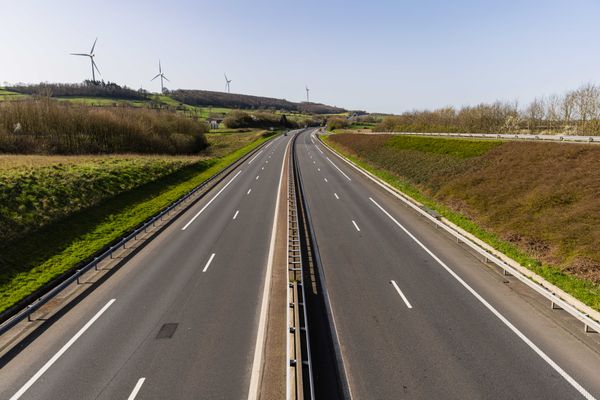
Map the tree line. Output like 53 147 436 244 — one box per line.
7 81 148 101
170 89 346 115
377 83 600 135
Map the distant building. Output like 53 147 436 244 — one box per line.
207 119 221 130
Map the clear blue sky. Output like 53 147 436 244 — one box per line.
1 0 599 113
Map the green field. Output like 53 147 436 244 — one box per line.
325 133 600 311
0 131 270 314
0 88 28 100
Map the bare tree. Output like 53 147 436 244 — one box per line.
525 97 545 132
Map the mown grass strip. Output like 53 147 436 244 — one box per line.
323 136 600 311
0 137 269 314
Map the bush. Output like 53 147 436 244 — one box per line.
326 116 350 131
0 99 208 154
224 110 297 129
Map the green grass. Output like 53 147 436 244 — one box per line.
56 97 148 107
324 135 600 311
385 135 502 158
0 88 29 101
0 134 270 314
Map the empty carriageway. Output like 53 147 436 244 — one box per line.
0 133 293 400
294 128 600 400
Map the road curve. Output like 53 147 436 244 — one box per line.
295 128 600 399
0 133 293 400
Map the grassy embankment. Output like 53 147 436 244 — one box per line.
0 134 269 314
325 134 600 311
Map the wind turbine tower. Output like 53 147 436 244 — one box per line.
305 85 310 103
224 73 232 93
151 60 170 93
70 38 101 82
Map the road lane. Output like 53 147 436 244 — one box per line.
0 133 294 400
296 128 600 399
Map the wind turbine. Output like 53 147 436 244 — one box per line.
305 85 310 103
70 38 101 82
151 60 170 93
224 73 232 93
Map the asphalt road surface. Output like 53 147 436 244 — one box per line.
0 133 292 400
295 128 600 400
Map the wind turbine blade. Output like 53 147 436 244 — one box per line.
159 60 162 73
224 73 228 81
92 60 101 75
162 75 170 82
90 37 98 54
71 53 89 57
151 73 161 81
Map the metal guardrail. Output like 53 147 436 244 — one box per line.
293 130 353 399
287 129 313 399
0 135 280 336
370 131 600 144
318 133 600 335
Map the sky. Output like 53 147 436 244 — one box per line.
1 0 599 114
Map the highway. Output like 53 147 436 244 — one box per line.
1 127 600 400
0 134 292 399
295 128 600 399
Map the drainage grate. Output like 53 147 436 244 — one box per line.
156 323 178 339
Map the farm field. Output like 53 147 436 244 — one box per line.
325 133 600 310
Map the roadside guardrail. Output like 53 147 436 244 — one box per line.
0 133 284 336
318 131 600 335
370 131 600 144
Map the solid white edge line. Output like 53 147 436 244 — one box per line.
369 197 595 400
247 137 291 400
127 377 146 400
10 299 116 400
202 253 216 272
334 193 339 200
248 150 264 165
326 157 352 181
233 210 239 220
352 220 360 232
181 170 242 230
390 280 413 309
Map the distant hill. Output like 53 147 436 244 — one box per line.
170 89 346 114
